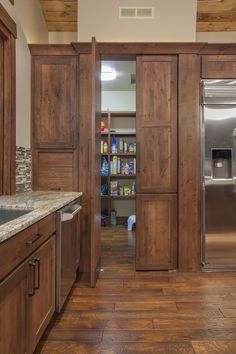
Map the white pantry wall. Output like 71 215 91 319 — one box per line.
0 0 48 148
78 0 197 42
102 91 135 111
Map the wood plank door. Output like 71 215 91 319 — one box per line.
32 55 77 149
0 260 28 354
90 37 101 287
28 236 55 353
136 194 177 270
136 55 178 193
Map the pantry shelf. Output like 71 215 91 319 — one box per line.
101 195 135 200
101 110 136 225
110 153 136 156
110 174 136 178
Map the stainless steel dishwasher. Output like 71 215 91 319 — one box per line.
56 201 82 312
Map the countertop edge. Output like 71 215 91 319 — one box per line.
0 192 83 244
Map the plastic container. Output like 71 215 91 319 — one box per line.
110 209 117 226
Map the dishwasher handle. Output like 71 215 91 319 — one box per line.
61 204 82 222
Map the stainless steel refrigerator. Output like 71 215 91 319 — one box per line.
202 79 236 267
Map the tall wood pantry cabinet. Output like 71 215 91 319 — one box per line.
136 55 178 270
31 43 227 274
31 53 79 192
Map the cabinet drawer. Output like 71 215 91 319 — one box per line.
202 55 236 79
0 213 55 281
33 150 78 192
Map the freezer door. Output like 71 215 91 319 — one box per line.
203 79 236 105
203 104 236 266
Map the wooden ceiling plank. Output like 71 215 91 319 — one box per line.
197 11 236 22
44 11 77 22
197 0 236 13
40 1 77 12
197 21 236 31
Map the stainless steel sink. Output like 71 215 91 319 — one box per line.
0 208 32 225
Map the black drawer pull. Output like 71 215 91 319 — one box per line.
25 233 43 245
28 260 36 296
34 258 41 290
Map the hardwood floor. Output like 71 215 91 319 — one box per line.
36 226 236 354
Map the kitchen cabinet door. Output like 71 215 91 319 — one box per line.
136 194 177 270
33 150 78 192
136 55 177 193
0 260 29 354
32 56 78 148
28 236 55 353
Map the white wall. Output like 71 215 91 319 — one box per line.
78 0 197 42
102 91 135 111
196 32 236 43
49 32 77 44
0 0 48 148
14 0 48 44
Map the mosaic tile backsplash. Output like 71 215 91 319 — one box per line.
16 146 31 193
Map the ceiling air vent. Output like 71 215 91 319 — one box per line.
119 7 136 18
119 7 154 19
137 7 154 18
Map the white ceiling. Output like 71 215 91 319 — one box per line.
102 61 136 92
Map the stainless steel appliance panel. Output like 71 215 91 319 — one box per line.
202 79 236 266
56 202 81 312
203 79 236 105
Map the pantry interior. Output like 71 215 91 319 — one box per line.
100 60 136 233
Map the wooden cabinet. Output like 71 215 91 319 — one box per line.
32 56 78 149
136 194 177 270
202 55 236 79
0 260 28 354
28 236 55 353
136 55 177 193
136 55 178 270
0 215 56 354
31 52 79 192
33 150 78 191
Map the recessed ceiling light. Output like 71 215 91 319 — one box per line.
101 66 117 81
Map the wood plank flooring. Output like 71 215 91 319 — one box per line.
36 226 236 354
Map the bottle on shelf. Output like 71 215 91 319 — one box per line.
101 156 108 175
101 141 104 154
111 135 117 154
119 138 124 153
131 181 136 195
110 209 117 226
103 141 108 153
117 157 121 174
124 141 128 153
112 156 118 175
100 120 105 132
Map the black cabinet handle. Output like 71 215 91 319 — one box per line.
25 233 43 245
34 258 40 290
28 260 36 296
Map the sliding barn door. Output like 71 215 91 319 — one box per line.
136 55 178 270
90 38 101 287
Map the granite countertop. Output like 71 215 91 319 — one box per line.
0 191 82 244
